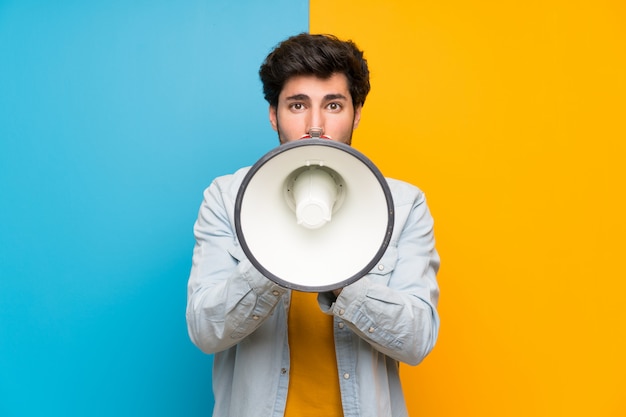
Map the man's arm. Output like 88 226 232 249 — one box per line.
319 183 440 365
186 176 287 354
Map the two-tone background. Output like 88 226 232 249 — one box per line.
1 1 624 416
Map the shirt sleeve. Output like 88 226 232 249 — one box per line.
186 176 288 354
319 182 441 366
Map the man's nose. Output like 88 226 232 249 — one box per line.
307 109 324 135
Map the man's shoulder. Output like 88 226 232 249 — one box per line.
210 166 252 193
385 177 425 206
213 166 251 183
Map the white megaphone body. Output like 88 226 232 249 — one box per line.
234 139 394 292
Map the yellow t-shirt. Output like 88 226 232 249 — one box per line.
284 291 343 416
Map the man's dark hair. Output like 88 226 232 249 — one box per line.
259 33 370 108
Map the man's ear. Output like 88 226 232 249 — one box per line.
269 106 278 131
353 105 363 130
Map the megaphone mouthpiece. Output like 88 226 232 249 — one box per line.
300 127 332 140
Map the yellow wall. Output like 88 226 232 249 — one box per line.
311 1 626 416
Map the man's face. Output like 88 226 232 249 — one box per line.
269 73 362 145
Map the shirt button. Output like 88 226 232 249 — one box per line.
377 264 384 271
252 315 259 320
343 373 350 379
281 368 288 375
368 327 375 333
272 290 280 296
338 322 345 329
338 309 345 315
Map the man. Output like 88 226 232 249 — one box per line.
186 33 440 417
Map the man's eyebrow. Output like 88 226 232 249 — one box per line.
323 93 348 101
285 94 310 101
284 93 348 101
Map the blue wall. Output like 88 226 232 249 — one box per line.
0 1 307 415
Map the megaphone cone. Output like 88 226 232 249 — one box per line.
234 139 394 292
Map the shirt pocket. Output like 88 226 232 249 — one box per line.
365 245 398 286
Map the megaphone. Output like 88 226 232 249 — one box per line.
234 139 394 292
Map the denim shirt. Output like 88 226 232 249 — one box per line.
186 166 440 417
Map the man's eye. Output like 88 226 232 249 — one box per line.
290 103 305 111
327 103 342 111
